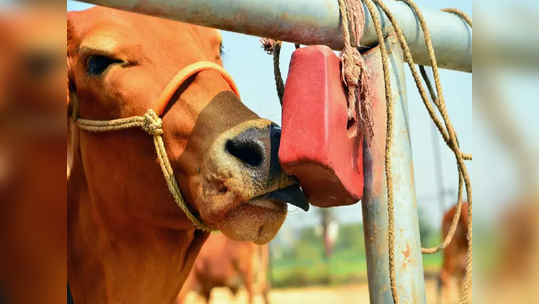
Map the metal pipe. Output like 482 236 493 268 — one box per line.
76 0 472 72
362 34 426 303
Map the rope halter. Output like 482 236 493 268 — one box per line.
72 61 241 231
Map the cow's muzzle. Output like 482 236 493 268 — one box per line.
208 119 310 211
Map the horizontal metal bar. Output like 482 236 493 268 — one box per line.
76 0 472 72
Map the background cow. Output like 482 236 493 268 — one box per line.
176 233 270 304
0 7 66 304
437 202 468 304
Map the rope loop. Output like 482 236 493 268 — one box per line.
363 0 473 302
142 110 163 136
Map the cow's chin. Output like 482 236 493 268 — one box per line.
216 203 287 245
193 167 291 244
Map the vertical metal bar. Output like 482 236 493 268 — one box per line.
362 33 426 304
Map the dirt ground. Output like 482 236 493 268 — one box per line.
183 279 469 304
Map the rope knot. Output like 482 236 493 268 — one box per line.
338 0 375 143
142 110 163 136
340 45 375 143
341 46 362 122
342 45 363 88
260 38 281 55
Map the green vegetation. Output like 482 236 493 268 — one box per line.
270 222 443 289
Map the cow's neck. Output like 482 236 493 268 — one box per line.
67 166 209 304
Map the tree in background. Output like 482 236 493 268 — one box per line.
317 208 338 259
317 207 338 285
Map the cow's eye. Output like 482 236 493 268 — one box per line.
86 55 122 76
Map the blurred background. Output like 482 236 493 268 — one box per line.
0 0 537 303
64 0 464 301
65 0 539 302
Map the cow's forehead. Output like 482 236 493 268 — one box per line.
70 7 221 51
69 10 139 45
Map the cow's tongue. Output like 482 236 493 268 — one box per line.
263 185 310 212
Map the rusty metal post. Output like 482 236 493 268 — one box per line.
361 33 426 303
74 0 472 72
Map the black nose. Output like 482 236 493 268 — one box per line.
225 123 282 176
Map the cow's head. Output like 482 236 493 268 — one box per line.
67 7 308 244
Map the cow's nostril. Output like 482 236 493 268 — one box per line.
225 139 263 167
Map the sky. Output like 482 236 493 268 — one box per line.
65 0 538 232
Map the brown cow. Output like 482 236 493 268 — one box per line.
176 233 270 304
67 7 312 303
437 202 469 304
0 8 66 304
